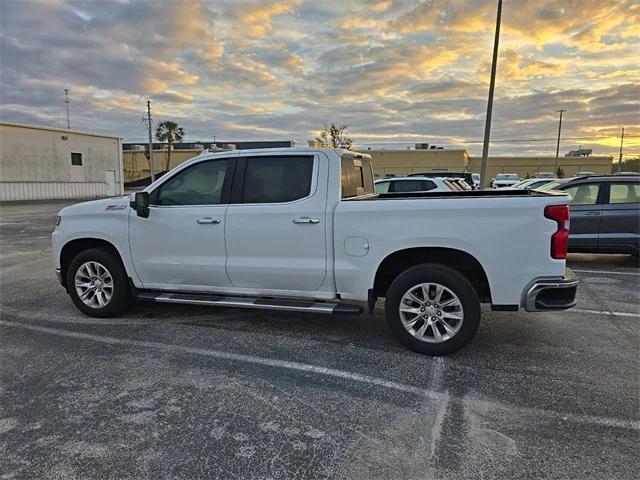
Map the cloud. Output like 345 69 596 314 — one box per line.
0 0 638 156
231 0 300 38
477 49 567 81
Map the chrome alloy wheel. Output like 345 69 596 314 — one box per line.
399 282 464 343
74 261 114 309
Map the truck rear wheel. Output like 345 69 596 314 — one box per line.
66 248 132 318
385 264 480 355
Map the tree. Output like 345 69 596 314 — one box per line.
555 166 565 178
316 123 353 149
619 155 640 173
155 121 185 171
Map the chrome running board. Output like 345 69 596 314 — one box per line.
137 291 362 315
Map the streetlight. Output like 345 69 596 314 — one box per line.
479 0 503 190
555 109 566 171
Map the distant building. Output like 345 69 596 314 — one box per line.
351 147 613 186
363 149 470 178
122 140 295 151
468 155 613 184
0 122 123 201
122 140 296 182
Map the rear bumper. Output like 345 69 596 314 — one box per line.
524 268 578 312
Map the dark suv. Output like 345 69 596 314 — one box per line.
541 175 640 255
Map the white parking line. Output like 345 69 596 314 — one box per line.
572 269 639 276
1 318 639 431
571 308 640 318
0 319 437 399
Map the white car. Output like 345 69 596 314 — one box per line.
52 148 577 355
534 172 557 179
471 173 481 189
492 173 520 188
504 178 555 190
375 177 453 194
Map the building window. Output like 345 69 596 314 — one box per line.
71 152 83 166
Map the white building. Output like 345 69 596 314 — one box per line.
0 122 124 201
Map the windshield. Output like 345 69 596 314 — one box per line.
495 174 519 180
511 179 532 188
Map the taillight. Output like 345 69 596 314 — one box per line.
544 204 570 259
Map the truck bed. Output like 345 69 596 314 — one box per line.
346 189 564 200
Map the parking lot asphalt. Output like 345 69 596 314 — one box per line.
1 200 639 480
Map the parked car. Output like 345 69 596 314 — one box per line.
408 172 477 190
444 178 473 191
576 172 596 177
491 173 520 188
471 173 481 189
375 177 452 194
507 178 556 190
536 178 574 192
52 148 578 355
543 175 640 256
534 172 557 179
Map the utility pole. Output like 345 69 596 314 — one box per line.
479 0 502 190
64 89 70 129
618 127 624 173
555 109 566 170
146 100 156 182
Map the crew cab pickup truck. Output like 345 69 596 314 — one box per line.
52 148 578 355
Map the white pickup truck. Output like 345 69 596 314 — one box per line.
52 148 578 355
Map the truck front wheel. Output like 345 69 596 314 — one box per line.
66 248 132 318
385 264 480 355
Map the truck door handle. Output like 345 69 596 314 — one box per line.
196 217 221 224
584 211 601 216
292 216 320 224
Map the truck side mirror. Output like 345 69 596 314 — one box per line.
130 191 150 218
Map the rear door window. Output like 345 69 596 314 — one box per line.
241 156 314 203
608 183 640 204
564 184 600 205
389 180 423 193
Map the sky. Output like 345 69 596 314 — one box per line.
1 0 639 157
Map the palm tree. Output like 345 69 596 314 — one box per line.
155 121 185 171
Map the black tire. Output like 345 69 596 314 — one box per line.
66 247 132 318
385 263 481 355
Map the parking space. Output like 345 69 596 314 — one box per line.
1 201 639 479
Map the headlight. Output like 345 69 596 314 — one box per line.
55 216 61 226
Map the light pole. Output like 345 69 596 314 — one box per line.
147 100 156 182
618 127 625 173
555 109 566 171
64 89 70 129
479 0 502 190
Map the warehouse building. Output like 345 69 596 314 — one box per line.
122 140 295 182
0 122 124 201
468 155 614 186
358 146 613 185
365 149 471 178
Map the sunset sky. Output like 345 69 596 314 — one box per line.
1 0 638 156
